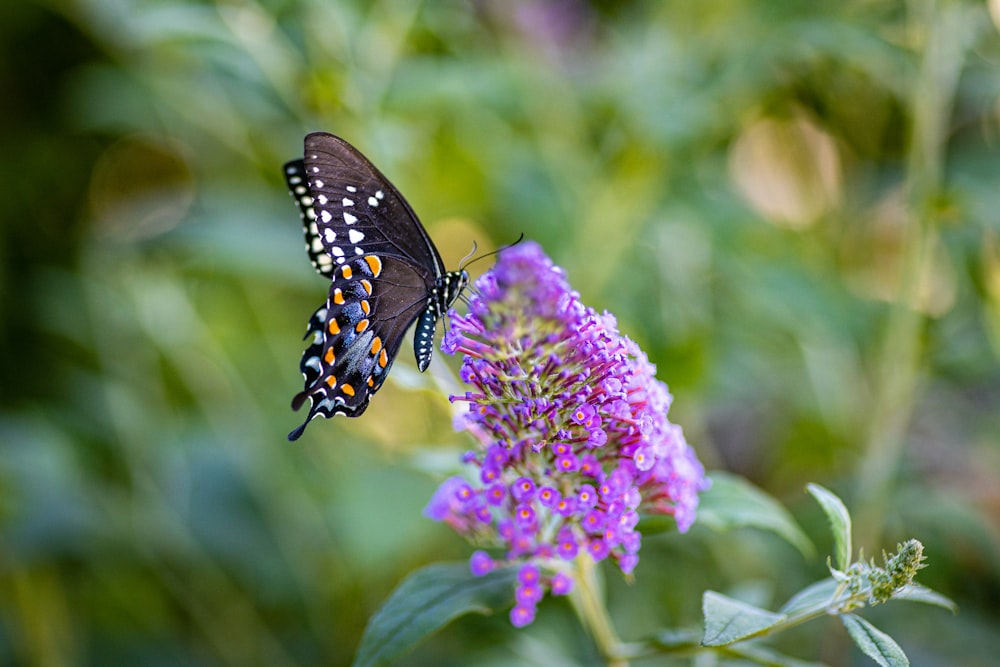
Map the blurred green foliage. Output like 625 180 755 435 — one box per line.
1 0 999 665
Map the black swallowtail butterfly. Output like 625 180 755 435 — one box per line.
284 132 468 441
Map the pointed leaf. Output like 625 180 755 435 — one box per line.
840 613 909 667
353 562 517 667
806 483 852 570
779 578 839 615
697 472 814 558
892 583 958 613
702 590 786 646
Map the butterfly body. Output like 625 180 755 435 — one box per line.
285 133 468 440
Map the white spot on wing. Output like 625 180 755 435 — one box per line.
332 246 344 257
375 190 384 199
348 229 365 244
320 210 332 223
344 212 357 225
346 185 357 192
343 198 354 206
324 228 337 242
368 196 378 207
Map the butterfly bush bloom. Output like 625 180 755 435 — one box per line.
425 242 709 626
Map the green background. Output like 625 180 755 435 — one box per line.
2 0 999 665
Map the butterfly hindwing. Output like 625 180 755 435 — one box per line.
288 255 431 440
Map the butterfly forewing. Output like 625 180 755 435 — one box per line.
284 158 336 279
303 133 445 279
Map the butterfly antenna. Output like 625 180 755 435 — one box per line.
458 241 479 269
459 232 525 270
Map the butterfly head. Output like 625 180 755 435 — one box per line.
446 269 470 309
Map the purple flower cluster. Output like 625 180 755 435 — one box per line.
424 242 709 627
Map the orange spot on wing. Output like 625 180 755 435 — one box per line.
378 349 388 368
328 319 340 335
367 377 374 387
325 375 337 388
341 265 353 279
333 289 345 305
364 255 382 276
324 348 335 364
370 336 382 355
355 319 369 333
361 280 373 295
360 300 371 315
341 383 355 397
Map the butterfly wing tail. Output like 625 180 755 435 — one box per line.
288 393 370 441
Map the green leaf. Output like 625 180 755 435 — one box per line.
779 578 839 615
840 613 909 667
724 642 829 667
806 483 852 571
696 472 814 558
893 583 959 613
352 562 517 667
702 590 786 646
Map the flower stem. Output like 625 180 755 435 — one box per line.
570 555 630 666
854 0 978 549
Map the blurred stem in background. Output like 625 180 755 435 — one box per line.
855 0 979 549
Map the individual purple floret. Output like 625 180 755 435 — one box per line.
426 241 709 626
